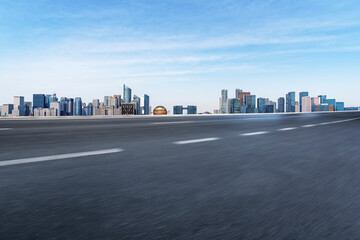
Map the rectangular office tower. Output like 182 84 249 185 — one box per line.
173 106 183 114
278 97 285 113
75 97 82 116
13 96 25 116
286 92 295 112
299 92 309 112
142 94 150 115
301 96 312 112
221 89 228 114
123 85 132 103
33 94 45 109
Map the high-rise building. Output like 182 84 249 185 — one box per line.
142 94 150 115
246 95 256 109
33 94 45 109
221 89 228 114
93 99 100 108
67 98 74 116
110 95 121 108
278 97 285 113
235 89 243 98
49 93 58 103
104 96 111 107
238 92 251 105
299 92 309 112
257 98 266 113
123 85 132 103
229 99 241 114
45 94 51 108
286 92 295 112
75 97 82 116
132 95 141 115
318 95 327 104
295 101 300 112
301 96 312 113
24 102 32 116
311 97 320 106
13 96 25 116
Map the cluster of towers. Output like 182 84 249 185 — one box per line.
216 89 348 114
0 85 150 117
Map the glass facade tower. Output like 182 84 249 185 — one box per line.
123 85 132 103
299 92 309 112
286 92 295 112
75 97 82 116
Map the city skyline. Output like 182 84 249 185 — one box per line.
1 1 360 112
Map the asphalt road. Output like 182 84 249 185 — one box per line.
1 112 360 239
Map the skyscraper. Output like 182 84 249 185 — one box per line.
92 99 100 108
235 89 243 98
229 99 241 114
75 97 82 116
286 92 295 112
221 89 228 114
301 96 312 113
238 92 251 105
142 94 150 115
132 95 141 115
246 95 256 109
67 98 74 116
33 94 45 109
311 97 320 106
299 92 309 112
104 96 111 107
278 97 285 113
13 96 25 116
318 95 327 104
257 98 266 113
123 85 132 103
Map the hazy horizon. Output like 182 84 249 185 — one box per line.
1 0 360 112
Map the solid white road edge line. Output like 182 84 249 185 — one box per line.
173 137 220 145
240 131 269 136
0 148 124 167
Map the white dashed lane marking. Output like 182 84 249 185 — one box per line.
278 127 298 131
0 148 124 167
0 128 12 131
240 131 269 136
173 137 220 145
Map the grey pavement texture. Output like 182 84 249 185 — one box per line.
0 112 360 239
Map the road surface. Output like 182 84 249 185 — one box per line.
1 112 360 239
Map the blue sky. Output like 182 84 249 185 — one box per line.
1 0 360 112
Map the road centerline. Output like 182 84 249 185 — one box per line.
173 137 220 145
0 148 124 167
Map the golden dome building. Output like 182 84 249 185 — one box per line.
153 106 168 115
